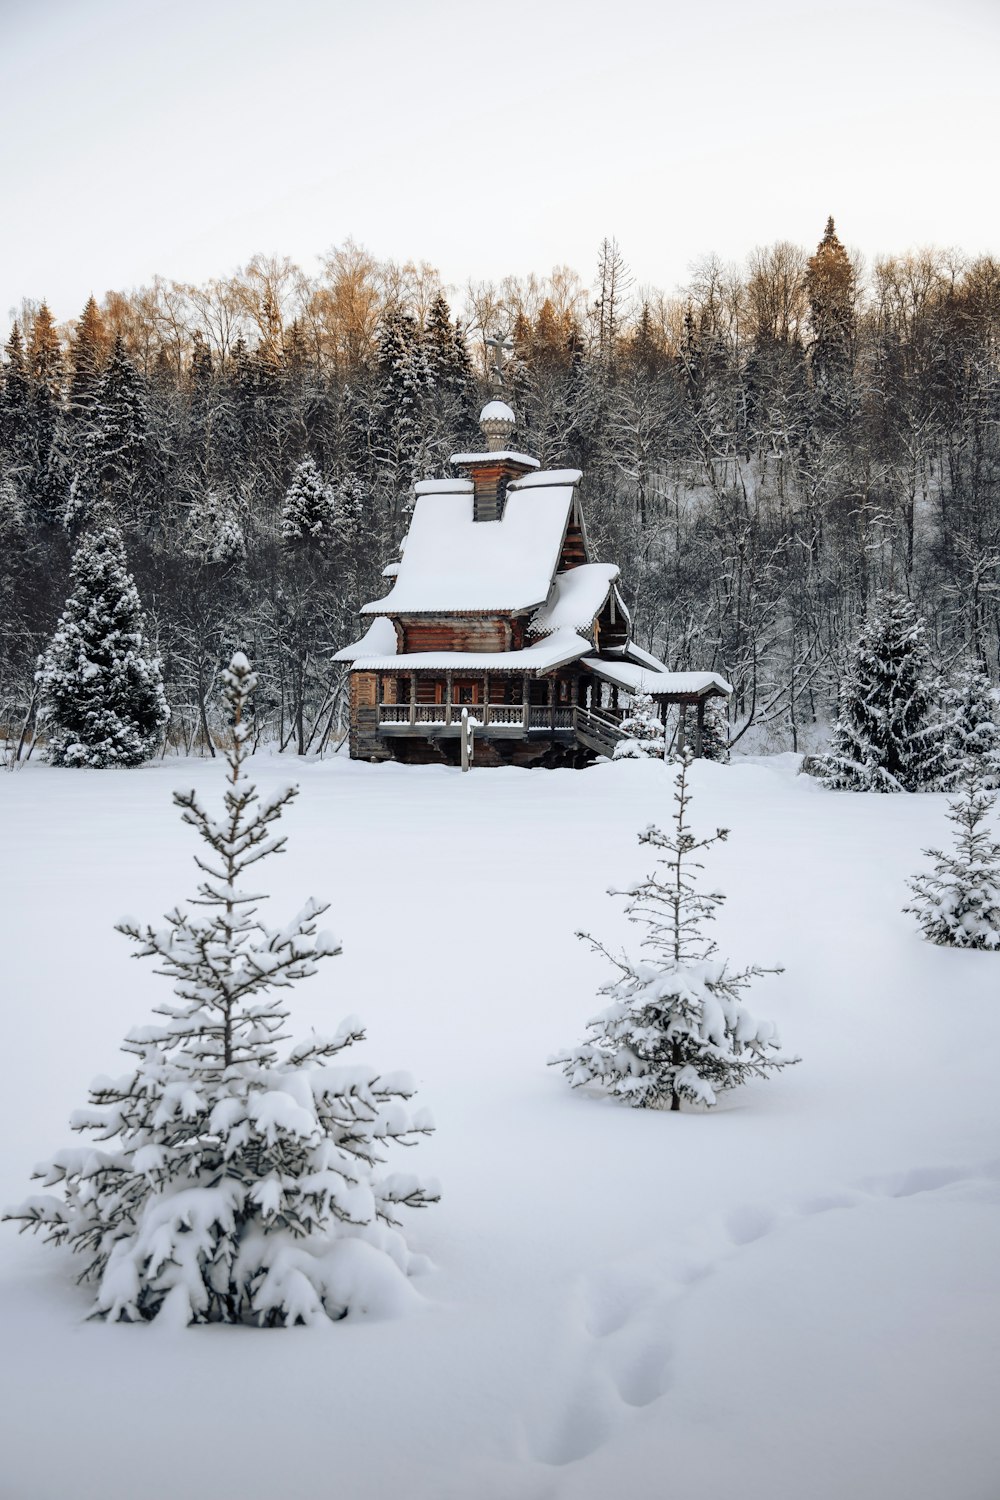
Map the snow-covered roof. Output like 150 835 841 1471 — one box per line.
450 450 541 470
382 562 400 577
361 475 577 616
509 468 582 490
529 563 620 638
354 630 592 675
583 658 732 698
332 617 398 662
622 642 669 673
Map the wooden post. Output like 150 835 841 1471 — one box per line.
522 674 530 730
678 703 688 755
445 671 453 727
409 673 417 726
482 674 490 726
548 675 555 733
461 707 472 771
695 697 706 758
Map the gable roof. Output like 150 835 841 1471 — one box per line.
360 471 578 617
529 563 620 638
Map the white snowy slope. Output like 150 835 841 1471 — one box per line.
2 755 999 1500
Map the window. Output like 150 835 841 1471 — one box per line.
454 681 480 705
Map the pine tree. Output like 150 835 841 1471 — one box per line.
940 662 1000 788
815 590 946 792
904 758 1000 949
551 753 795 1110
280 457 335 547
612 689 665 759
36 524 169 766
5 655 438 1324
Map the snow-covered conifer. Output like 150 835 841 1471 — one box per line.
612 689 665 760
185 487 245 565
903 758 1000 949
280 457 336 547
815 590 945 792
5 655 438 1324
939 663 1000 789
36 524 168 767
552 753 796 1110
699 698 730 762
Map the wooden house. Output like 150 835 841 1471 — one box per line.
336 401 730 766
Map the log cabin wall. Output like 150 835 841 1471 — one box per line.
595 594 628 651
400 616 511 652
348 671 391 761
559 519 587 570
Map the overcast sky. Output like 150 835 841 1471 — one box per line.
1 0 997 324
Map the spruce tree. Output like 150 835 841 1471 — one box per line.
805 216 856 410
67 295 107 422
36 523 169 766
184 487 245 565
551 753 796 1110
940 662 1000 788
87 335 151 520
699 697 730 763
5 655 438 1324
25 302 65 522
280 457 336 547
612 689 665 759
1 323 32 473
815 590 946 792
904 758 1000 949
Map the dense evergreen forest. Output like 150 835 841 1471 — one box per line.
3 221 999 757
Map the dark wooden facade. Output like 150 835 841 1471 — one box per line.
339 405 729 766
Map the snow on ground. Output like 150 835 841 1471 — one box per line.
1 752 999 1500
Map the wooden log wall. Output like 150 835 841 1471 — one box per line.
401 616 511 653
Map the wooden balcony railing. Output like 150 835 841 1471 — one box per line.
376 702 579 732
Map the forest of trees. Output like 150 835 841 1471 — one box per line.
2 220 999 757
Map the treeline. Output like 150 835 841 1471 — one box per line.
2 223 999 755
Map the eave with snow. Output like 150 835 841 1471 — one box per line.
336 402 730 766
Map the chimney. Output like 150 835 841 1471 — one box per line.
454 402 537 521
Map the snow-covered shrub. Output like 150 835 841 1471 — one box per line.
939 663 1000 789
5 654 439 1325
36 523 169 767
904 758 1000 949
551 752 797 1110
613 689 665 760
815 590 946 792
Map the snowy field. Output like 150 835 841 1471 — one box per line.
2 752 999 1500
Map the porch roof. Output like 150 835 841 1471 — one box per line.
583 657 733 699
353 629 592 677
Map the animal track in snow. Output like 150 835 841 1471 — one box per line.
725 1202 778 1245
532 1159 999 1470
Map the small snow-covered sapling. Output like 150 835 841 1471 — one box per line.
904 757 1000 949
551 751 797 1110
5 653 438 1325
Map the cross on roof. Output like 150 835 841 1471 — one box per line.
485 332 514 392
